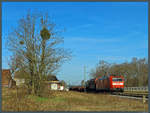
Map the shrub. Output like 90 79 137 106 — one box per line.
36 82 52 98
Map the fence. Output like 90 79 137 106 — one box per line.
124 87 148 92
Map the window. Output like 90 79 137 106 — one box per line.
112 78 123 81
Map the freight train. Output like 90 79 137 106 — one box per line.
86 75 124 92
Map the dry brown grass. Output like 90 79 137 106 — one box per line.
2 87 148 111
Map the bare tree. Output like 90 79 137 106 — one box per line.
91 60 110 78
7 11 71 95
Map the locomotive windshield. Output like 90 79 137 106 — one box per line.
112 78 123 81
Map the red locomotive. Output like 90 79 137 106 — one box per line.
86 75 124 92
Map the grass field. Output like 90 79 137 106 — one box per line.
2 87 148 111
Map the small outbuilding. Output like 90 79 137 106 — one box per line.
45 81 64 91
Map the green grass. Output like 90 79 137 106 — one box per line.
51 96 66 102
28 95 49 102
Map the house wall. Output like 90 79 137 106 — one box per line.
14 78 25 86
45 81 65 91
51 83 58 90
2 70 12 87
60 86 64 90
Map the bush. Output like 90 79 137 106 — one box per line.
36 82 53 98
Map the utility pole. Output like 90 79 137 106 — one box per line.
84 65 86 92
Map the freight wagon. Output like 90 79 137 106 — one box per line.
85 79 96 91
69 86 85 92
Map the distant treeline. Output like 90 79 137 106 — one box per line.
90 57 148 87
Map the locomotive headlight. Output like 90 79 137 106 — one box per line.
112 83 117 85
112 83 123 85
120 83 123 85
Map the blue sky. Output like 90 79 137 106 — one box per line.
2 2 148 85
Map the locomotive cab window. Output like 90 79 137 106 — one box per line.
112 78 123 81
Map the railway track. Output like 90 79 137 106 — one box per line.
112 92 148 98
111 91 148 102
110 94 148 102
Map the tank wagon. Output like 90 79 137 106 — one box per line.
86 75 124 92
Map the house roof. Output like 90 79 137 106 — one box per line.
46 75 58 81
2 69 11 79
14 70 29 79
